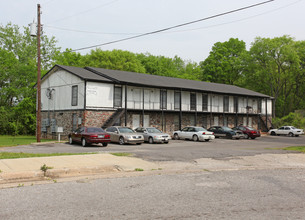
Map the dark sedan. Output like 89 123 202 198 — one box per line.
68 127 111 147
208 126 243 139
232 125 261 139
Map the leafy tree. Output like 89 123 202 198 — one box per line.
243 36 302 117
0 23 60 135
199 38 247 85
80 49 146 73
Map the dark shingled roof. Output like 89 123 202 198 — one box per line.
85 67 270 98
44 65 270 98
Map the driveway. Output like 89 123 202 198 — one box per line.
1 135 304 162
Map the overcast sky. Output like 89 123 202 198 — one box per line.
1 0 305 62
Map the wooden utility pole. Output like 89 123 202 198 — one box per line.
36 4 41 142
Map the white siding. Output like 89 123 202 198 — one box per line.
261 99 272 115
197 93 202 111
229 96 234 113
86 82 113 108
41 70 84 111
167 90 175 110
181 91 190 111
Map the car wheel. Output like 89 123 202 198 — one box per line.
164 141 169 144
244 134 249 139
205 139 210 142
192 135 199 142
173 133 179 140
295 135 299 137
251 137 256 139
136 143 142 145
119 136 125 145
270 131 276 136
148 137 154 144
69 136 73 145
81 138 87 147
102 143 108 147
288 132 294 137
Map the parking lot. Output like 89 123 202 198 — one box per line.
1 135 304 162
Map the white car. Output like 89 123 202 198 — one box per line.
269 126 304 137
173 126 215 142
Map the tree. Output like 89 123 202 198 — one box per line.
199 38 247 85
243 36 302 117
80 49 146 73
0 23 60 135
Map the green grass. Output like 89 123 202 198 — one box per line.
283 146 305 153
0 152 97 160
110 152 132 157
134 168 144 171
0 135 54 147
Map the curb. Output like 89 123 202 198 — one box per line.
0 165 119 184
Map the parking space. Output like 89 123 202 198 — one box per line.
1 135 304 162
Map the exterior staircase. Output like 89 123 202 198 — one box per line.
102 109 124 129
259 115 274 132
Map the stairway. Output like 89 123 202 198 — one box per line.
259 115 274 132
102 109 124 129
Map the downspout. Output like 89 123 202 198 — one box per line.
142 88 144 126
125 84 127 126
246 96 249 126
179 89 182 130
210 93 212 126
265 98 268 130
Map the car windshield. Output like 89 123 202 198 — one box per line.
194 127 207 132
222 126 232 131
87 127 104 133
118 127 135 133
147 128 162 133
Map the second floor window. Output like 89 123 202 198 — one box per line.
160 89 167 109
202 93 208 111
190 93 196 111
114 86 122 107
174 91 181 110
71 85 78 106
234 96 238 113
258 99 262 113
224 96 229 112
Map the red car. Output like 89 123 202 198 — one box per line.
68 127 111 147
232 125 261 139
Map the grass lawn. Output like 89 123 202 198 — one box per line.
283 146 305 153
0 135 54 147
0 152 96 160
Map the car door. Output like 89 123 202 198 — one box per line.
277 127 285 135
284 127 291 135
180 127 189 139
186 127 196 139
74 127 84 143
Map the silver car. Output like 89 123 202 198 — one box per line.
105 126 144 145
173 126 215 142
134 127 171 144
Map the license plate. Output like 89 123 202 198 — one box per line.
98 135 104 138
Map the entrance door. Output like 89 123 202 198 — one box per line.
132 114 140 129
144 115 150 127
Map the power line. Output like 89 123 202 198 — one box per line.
46 0 301 36
48 0 120 24
69 0 275 52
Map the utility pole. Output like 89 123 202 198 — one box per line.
36 4 42 142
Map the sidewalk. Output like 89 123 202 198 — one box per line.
0 154 159 184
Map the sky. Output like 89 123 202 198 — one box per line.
1 0 305 63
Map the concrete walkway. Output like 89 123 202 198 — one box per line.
0 154 159 183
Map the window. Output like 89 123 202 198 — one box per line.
202 93 208 111
258 99 262 113
160 89 167 109
71 85 78 106
224 96 229 112
174 91 181 110
202 115 207 128
114 86 122 107
190 93 196 111
234 97 238 113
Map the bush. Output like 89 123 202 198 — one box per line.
273 112 305 129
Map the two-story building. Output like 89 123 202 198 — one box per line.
40 65 273 138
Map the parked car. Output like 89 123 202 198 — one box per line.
208 126 243 139
134 127 171 144
68 126 111 147
173 126 215 142
105 126 144 145
268 126 304 137
232 125 261 139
